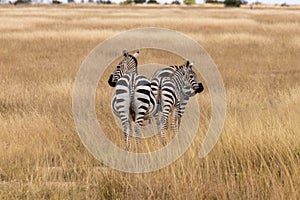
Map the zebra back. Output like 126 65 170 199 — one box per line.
150 61 190 104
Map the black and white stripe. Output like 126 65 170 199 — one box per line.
151 61 190 108
108 49 157 150
157 62 204 144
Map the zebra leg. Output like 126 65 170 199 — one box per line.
170 107 179 138
160 111 169 145
154 112 160 134
177 100 188 129
121 119 131 151
170 109 176 130
134 124 141 152
160 90 174 145
178 116 182 129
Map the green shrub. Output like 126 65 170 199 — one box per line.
134 0 145 3
147 0 159 4
120 0 132 4
171 0 180 4
224 0 241 7
184 0 195 5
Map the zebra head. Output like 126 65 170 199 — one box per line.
108 49 139 87
183 62 204 95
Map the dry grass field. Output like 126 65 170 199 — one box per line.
0 5 300 199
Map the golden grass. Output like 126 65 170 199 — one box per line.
0 5 300 199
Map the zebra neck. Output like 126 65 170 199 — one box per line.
128 67 138 74
122 68 138 77
171 74 186 94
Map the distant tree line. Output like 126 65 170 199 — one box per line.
120 0 247 6
9 0 284 7
205 0 248 7
121 0 177 4
121 0 179 4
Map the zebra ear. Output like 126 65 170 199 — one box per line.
123 49 128 57
185 59 190 67
133 50 140 58
189 62 194 69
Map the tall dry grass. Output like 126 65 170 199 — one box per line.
0 5 299 199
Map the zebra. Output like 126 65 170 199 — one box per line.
150 60 203 109
157 62 204 144
108 49 158 151
150 61 203 140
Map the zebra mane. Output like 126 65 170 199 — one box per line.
117 52 138 68
128 54 138 67
169 60 190 71
170 65 183 70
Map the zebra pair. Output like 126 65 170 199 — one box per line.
108 50 204 150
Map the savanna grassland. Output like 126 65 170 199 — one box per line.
0 5 300 199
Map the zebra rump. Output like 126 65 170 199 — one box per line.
112 73 156 127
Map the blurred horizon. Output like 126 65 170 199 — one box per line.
2 0 300 4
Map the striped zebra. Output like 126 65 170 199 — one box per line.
151 60 203 108
156 62 204 144
150 61 203 123
108 49 158 150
